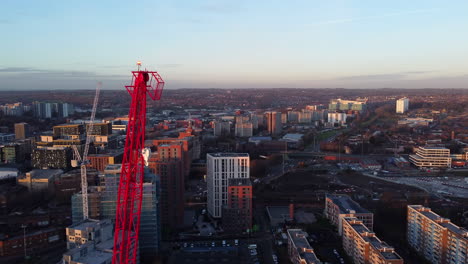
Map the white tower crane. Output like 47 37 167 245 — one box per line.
72 82 101 220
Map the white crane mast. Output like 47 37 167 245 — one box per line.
73 82 101 220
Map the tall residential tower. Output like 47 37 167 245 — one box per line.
206 153 249 218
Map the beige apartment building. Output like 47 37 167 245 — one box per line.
342 217 403 264
407 205 468 264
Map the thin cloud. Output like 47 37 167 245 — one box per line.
310 8 435 26
337 71 437 81
0 67 127 79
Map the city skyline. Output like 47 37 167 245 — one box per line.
2 0 468 90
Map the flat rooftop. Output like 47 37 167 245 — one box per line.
287 229 322 263
228 178 252 186
344 218 402 260
26 169 63 179
410 205 468 238
104 164 122 171
327 194 370 214
68 219 112 231
208 153 249 157
266 206 291 220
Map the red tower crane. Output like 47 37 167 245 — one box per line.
112 63 164 264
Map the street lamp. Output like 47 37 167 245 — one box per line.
21 224 27 259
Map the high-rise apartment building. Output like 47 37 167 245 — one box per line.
222 178 252 233
342 217 403 264
148 144 185 231
327 112 347 125
235 116 253 137
407 205 468 264
287 229 322 264
14 122 30 140
396 98 409 114
265 111 282 136
299 110 312 124
287 111 300 123
0 102 25 116
409 147 452 168
325 194 374 235
33 101 52 119
207 153 249 218
213 120 231 136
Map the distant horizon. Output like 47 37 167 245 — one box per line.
1 87 467 92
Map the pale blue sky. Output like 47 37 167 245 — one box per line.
1 0 468 89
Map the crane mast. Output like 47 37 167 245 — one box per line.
72 83 101 220
112 65 164 264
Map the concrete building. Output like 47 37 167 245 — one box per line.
53 124 84 138
409 147 452 168
33 101 52 119
325 194 373 235
396 97 409 114
235 116 253 137
148 143 185 231
265 111 282 136
63 219 113 264
14 122 30 140
72 165 161 256
407 205 468 264
87 123 112 136
66 219 113 249
329 98 367 111
54 168 99 203
0 228 62 257
287 229 322 264
398 117 433 127
360 159 382 170
266 205 294 227
87 152 123 172
0 134 15 144
298 110 312 124
72 164 161 256
342 217 403 264
17 169 63 193
1 143 27 163
328 112 347 125
222 178 252 233
287 111 300 123
0 102 25 116
207 153 249 218
32 146 72 169
71 186 103 222
213 120 231 136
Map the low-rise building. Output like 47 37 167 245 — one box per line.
325 194 373 235
266 205 294 227
360 158 382 170
18 169 63 193
287 229 322 264
62 219 113 264
409 147 451 168
0 227 62 257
